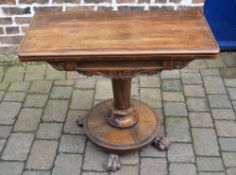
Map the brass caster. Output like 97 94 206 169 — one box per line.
76 116 85 128
152 137 170 151
103 153 121 172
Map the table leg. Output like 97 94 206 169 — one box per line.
103 153 121 172
77 77 170 171
152 136 171 151
76 116 85 127
108 78 138 128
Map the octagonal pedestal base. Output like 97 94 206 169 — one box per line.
83 99 160 153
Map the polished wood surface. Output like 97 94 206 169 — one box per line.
18 10 219 62
109 78 138 128
84 99 159 153
112 78 131 110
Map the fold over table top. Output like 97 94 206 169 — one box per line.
18 10 219 62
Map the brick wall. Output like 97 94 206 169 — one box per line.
0 0 204 54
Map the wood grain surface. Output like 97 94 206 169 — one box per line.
18 10 219 61
84 99 159 152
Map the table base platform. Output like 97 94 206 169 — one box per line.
77 98 170 172
84 99 159 152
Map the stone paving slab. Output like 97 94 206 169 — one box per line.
0 52 235 175
1 133 34 161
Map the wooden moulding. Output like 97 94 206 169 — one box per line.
48 59 192 79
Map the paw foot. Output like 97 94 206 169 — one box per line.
103 153 121 172
76 116 85 128
152 137 170 151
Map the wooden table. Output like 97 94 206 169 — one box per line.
18 10 219 172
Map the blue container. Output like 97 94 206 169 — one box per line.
204 0 236 50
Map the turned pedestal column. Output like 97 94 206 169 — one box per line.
83 78 160 153
108 78 138 128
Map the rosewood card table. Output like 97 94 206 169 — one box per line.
18 10 219 172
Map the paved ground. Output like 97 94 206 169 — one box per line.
0 52 236 175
